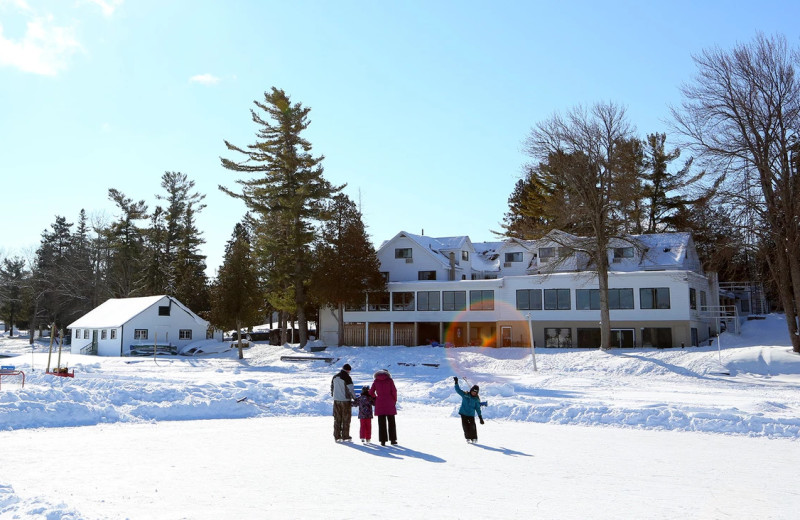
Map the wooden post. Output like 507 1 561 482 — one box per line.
46 323 55 372
56 329 64 370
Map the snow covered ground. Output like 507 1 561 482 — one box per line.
1 315 799 519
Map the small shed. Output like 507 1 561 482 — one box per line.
68 295 221 356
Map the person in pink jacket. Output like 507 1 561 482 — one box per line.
369 369 398 446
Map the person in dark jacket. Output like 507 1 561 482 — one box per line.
353 385 374 443
331 363 355 442
369 369 398 446
454 376 484 443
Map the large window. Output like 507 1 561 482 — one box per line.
641 327 673 348
395 248 412 259
576 289 634 310
689 288 697 310
368 292 390 311
443 291 467 311
469 290 494 311
576 289 600 310
640 288 671 309
179 329 192 340
418 271 436 280
545 327 572 348
392 292 415 311
417 291 440 311
505 252 522 263
516 289 543 310
544 288 570 310
609 289 634 309
134 329 148 340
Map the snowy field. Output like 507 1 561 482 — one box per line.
1 315 799 519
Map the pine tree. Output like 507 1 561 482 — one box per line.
209 222 262 359
641 133 706 233
173 202 209 313
0 256 28 335
220 87 342 347
105 189 148 297
310 194 385 346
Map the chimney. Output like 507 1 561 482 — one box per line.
449 252 456 281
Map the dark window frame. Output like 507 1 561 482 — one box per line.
544 288 571 310
640 287 671 309
442 291 467 311
417 291 440 311
395 248 412 259
516 289 543 310
469 290 495 311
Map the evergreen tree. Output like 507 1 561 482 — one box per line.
105 189 148 297
310 194 385 346
641 133 707 233
173 202 209 313
31 215 76 329
0 256 28 335
209 222 262 359
220 87 342 347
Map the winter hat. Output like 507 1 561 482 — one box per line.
343 363 352 371
361 385 370 393
470 385 480 393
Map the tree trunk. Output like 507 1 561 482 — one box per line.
597 253 612 351
236 318 244 360
337 302 344 347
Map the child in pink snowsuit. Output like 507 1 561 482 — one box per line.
354 386 374 443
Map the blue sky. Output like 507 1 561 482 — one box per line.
1 1 798 276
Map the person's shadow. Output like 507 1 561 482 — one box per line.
342 442 446 463
470 444 533 457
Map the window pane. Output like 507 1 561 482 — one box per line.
544 289 557 310
640 288 654 309
516 289 530 310
576 289 591 310
656 288 671 309
557 289 571 310
619 289 634 309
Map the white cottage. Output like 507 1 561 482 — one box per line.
68 295 219 356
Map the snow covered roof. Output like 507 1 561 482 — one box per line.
382 231 473 268
67 295 207 329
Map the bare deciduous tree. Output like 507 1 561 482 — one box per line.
524 101 636 350
672 33 800 353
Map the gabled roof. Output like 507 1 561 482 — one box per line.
380 231 473 268
68 295 207 329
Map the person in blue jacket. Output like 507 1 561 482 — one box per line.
453 376 484 443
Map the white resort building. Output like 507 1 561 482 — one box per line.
318 230 725 349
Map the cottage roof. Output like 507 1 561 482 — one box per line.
68 295 207 329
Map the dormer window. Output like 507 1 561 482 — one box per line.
538 247 555 263
663 247 671 253
505 252 523 263
614 247 634 259
462 251 469 261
